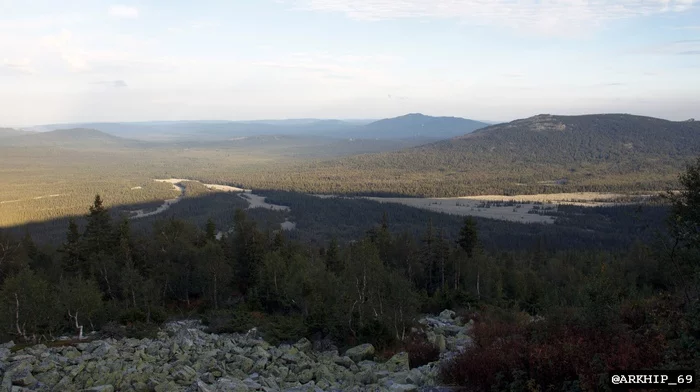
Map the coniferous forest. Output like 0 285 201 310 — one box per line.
1 160 700 391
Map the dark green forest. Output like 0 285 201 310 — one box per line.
1 160 700 391
3 114 698 230
226 114 700 197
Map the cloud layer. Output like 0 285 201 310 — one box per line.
108 5 139 19
291 0 695 34
91 80 128 87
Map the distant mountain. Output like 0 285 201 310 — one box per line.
0 127 33 138
342 113 489 139
29 115 483 141
1 128 148 148
243 113 700 196
30 120 366 141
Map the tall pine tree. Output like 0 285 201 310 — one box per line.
58 219 85 278
83 195 113 258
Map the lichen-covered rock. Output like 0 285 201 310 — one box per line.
385 352 409 373
0 311 470 392
82 385 115 392
438 310 455 321
344 343 375 362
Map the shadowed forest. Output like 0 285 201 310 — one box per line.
1 159 699 390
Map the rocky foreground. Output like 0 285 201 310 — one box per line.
0 310 473 392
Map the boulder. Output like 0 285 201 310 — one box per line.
297 368 314 384
9 369 37 387
195 380 213 392
0 340 15 349
344 343 375 362
435 334 447 353
390 384 419 392
172 365 197 384
333 355 355 369
3 361 37 387
438 309 456 320
82 386 115 392
293 338 312 353
385 352 409 373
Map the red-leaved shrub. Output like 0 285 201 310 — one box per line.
441 316 668 391
405 333 440 368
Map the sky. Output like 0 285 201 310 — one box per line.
0 0 699 126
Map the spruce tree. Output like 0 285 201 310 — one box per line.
205 218 217 242
325 237 341 273
83 195 113 257
59 219 84 278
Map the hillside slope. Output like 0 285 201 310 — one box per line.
352 113 488 139
230 114 700 196
31 114 486 141
0 127 32 138
0 128 149 148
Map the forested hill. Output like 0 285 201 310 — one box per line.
0 128 149 148
0 127 31 138
354 113 489 139
231 114 700 196
455 113 700 161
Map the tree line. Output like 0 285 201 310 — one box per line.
0 155 699 390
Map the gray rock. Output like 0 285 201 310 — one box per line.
196 380 214 392
344 343 375 362
435 334 446 353
293 338 312 353
8 355 34 363
0 348 10 362
0 340 15 349
0 309 468 391
297 368 314 384
215 377 251 391
10 369 37 387
172 365 197 384
333 355 354 369
390 384 419 392
438 310 456 321
82 385 115 392
386 352 409 373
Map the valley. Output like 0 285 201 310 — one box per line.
0 112 696 392
3 2 699 390
128 179 295 236
313 192 659 224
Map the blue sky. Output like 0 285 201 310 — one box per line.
0 0 698 125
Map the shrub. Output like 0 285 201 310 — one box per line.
441 310 668 391
148 307 169 324
441 321 528 389
99 321 126 339
263 314 307 345
405 333 440 368
124 322 159 339
358 319 395 351
202 308 255 334
119 308 147 324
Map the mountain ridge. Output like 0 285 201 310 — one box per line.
0 128 149 148
229 113 700 197
26 114 488 141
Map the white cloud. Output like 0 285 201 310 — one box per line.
253 52 400 83
0 13 83 30
288 0 696 34
91 80 128 87
633 39 700 55
109 5 139 19
2 58 35 74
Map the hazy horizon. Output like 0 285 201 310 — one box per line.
11 111 698 130
1 0 699 125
